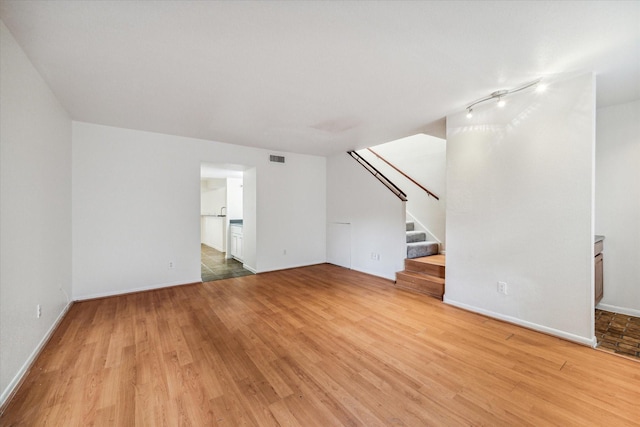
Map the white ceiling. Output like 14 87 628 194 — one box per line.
1 1 638 156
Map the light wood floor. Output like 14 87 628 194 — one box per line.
2 264 639 426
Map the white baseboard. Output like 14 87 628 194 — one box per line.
0 301 73 409
350 266 396 281
444 297 596 347
596 303 640 318
242 263 257 274
74 278 202 301
255 261 332 275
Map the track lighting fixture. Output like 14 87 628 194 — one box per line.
465 79 541 118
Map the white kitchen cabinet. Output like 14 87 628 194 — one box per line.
229 225 243 261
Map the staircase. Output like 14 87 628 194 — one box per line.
395 222 445 299
405 222 439 258
395 255 445 299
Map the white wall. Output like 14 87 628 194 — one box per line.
242 168 258 271
200 179 226 215
0 21 72 405
255 154 327 272
445 73 596 345
595 100 640 316
226 177 243 219
326 152 406 280
72 122 327 299
200 179 227 250
361 133 447 247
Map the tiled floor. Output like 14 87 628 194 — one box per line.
595 309 640 360
201 244 253 282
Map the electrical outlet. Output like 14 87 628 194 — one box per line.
36 304 41 318
371 253 380 261
497 281 508 295
168 261 175 269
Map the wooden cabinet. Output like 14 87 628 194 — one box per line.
594 240 603 257
595 253 603 305
594 237 604 305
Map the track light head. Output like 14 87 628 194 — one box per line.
464 79 542 118
491 90 508 108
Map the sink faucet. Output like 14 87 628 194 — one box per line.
220 206 226 216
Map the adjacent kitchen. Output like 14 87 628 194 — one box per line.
200 163 253 281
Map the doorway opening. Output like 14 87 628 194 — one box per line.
200 163 254 281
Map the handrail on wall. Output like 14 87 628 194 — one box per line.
366 148 440 200
347 151 408 201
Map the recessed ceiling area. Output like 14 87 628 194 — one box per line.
1 1 638 156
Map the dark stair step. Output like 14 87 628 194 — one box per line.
406 222 415 232
395 271 444 300
405 258 445 278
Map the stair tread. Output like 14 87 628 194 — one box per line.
395 271 444 299
406 230 427 243
402 264 445 277
395 284 443 299
396 270 445 284
409 255 445 266
406 240 439 259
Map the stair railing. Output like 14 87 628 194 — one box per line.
347 151 407 201
366 148 439 200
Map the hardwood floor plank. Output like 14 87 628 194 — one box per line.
270 357 359 427
2 264 639 426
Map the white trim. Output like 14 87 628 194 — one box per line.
444 297 597 347
255 262 331 275
350 266 396 282
258 262 396 282
406 210 441 244
242 264 257 274
0 301 73 408
597 303 640 318
73 278 202 301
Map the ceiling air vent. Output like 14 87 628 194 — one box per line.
269 155 285 164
